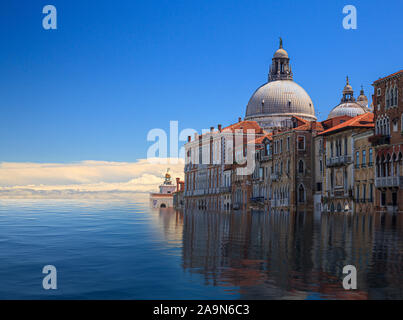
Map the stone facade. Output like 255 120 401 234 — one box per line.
372 70 403 213
352 130 375 213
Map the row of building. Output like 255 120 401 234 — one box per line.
183 40 403 214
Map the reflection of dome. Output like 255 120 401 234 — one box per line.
245 38 316 128
328 77 369 119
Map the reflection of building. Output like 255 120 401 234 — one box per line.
180 208 398 299
149 169 177 208
372 70 403 213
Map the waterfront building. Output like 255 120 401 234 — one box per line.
184 119 264 211
313 115 354 212
150 169 178 208
372 70 403 213
173 178 185 209
352 128 375 213
320 113 374 213
268 117 324 214
184 40 318 212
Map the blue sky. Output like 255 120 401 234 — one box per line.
0 0 402 162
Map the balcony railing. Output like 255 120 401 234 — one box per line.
375 176 403 188
220 186 231 193
326 155 352 167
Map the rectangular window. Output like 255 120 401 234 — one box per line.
369 184 373 202
369 148 373 166
356 185 360 201
362 184 366 201
377 88 381 96
362 150 366 167
287 137 290 151
381 192 386 206
297 136 305 150
356 151 360 168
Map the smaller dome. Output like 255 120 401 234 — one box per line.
274 48 289 59
357 86 368 108
328 102 367 119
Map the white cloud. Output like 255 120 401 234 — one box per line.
0 158 184 200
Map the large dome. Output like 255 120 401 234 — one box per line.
245 80 316 120
244 39 316 128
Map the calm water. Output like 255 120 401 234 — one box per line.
0 199 402 299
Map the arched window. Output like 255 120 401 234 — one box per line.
298 160 304 174
337 203 342 212
386 88 390 108
330 202 335 212
298 184 305 203
395 87 398 106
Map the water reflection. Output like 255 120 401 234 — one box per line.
159 209 403 299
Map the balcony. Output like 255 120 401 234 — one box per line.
220 186 231 193
369 134 390 146
270 173 279 181
326 155 352 167
375 176 403 188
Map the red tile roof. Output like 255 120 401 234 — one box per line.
373 70 403 84
293 121 324 132
222 120 263 134
319 113 374 136
249 133 273 145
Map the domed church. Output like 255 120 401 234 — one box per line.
245 38 317 130
327 77 370 119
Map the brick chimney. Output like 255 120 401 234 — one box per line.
238 117 242 123
218 124 222 132
187 136 191 142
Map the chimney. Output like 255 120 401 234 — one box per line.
210 126 214 132
238 117 242 123
187 136 191 142
218 124 222 132
176 178 180 192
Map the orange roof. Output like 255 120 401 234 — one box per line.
249 133 273 144
292 116 310 125
373 70 403 84
321 115 353 130
319 113 374 136
222 120 263 134
293 121 324 132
